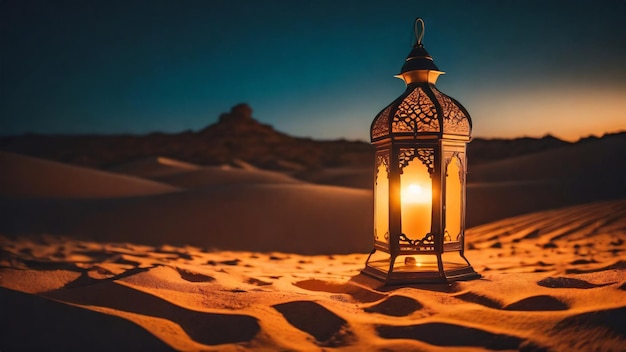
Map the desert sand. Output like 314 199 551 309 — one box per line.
1 151 625 351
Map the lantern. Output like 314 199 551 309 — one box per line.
363 18 480 284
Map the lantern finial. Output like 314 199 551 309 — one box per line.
414 18 425 46
398 18 442 84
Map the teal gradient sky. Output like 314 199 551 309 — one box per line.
2 0 625 141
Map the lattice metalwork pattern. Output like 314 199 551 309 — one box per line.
371 106 391 139
392 88 439 134
432 87 470 135
399 232 436 247
375 151 390 179
399 148 435 174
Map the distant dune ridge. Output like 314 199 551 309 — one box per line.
0 104 372 172
1 105 625 350
466 132 626 226
0 151 179 198
108 156 202 178
1 103 622 174
0 151 371 253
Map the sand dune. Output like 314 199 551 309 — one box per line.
469 133 626 183
153 166 303 189
1 198 624 350
210 135 626 227
465 136 626 227
1 146 625 350
0 287 171 352
0 153 369 253
466 198 626 275
108 155 304 188
0 152 180 198
292 167 373 189
0 183 372 254
108 156 202 178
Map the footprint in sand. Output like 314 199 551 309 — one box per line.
65 267 152 288
537 276 611 289
455 292 569 312
503 295 569 311
206 259 240 266
570 259 598 265
375 322 539 350
553 306 626 339
175 267 215 283
566 260 626 274
154 247 193 260
294 279 385 303
0 287 170 351
269 255 288 260
454 291 503 309
44 281 259 346
273 301 353 347
364 295 423 316
112 255 144 267
246 277 272 286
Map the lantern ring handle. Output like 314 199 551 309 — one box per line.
414 18 425 46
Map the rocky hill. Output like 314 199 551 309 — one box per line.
0 104 372 172
1 103 623 173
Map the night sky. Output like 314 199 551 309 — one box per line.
2 0 625 141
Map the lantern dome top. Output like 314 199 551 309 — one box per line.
396 18 444 85
400 44 440 73
370 85 472 142
371 18 472 142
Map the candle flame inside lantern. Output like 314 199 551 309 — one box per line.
402 183 431 204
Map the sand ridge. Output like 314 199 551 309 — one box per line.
0 151 625 350
0 151 180 198
1 199 625 351
0 153 372 254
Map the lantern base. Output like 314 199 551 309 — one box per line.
362 251 480 285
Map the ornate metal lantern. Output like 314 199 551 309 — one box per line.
363 18 480 284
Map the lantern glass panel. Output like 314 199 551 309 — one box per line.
441 251 471 269
374 161 390 245
445 155 462 242
400 157 432 239
394 254 439 272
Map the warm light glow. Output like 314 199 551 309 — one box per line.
400 157 432 238
445 156 462 241
469 87 626 143
404 256 421 267
396 70 443 84
402 183 431 204
374 162 389 244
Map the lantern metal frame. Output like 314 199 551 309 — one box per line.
362 18 480 284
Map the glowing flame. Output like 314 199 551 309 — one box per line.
404 256 422 267
402 183 431 204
